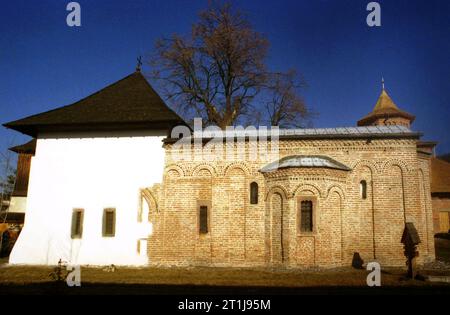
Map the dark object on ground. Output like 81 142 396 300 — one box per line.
415 274 428 281
48 259 68 282
0 229 19 258
401 222 421 279
435 238 450 263
435 233 450 241
0 232 9 257
352 252 364 269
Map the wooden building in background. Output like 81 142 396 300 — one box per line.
431 157 450 233
4 139 36 224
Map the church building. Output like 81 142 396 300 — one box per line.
3 70 436 267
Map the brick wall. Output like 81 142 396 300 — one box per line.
145 138 435 268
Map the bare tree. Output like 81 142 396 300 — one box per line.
264 70 312 128
150 1 312 129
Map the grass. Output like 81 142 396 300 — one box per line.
0 264 449 289
0 239 449 294
0 265 449 295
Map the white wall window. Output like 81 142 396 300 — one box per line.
103 208 116 237
71 209 84 239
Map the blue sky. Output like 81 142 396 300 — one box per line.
1 0 449 157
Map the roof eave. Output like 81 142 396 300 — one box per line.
8 139 37 154
164 132 422 144
260 165 351 173
4 120 187 138
357 111 416 126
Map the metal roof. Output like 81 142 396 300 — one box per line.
191 125 418 138
162 125 422 144
260 155 351 173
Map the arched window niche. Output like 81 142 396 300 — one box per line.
360 180 368 200
250 182 259 205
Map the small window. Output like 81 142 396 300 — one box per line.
300 200 313 232
71 209 84 239
199 205 208 234
250 182 259 204
360 180 367 200
103 208 116 237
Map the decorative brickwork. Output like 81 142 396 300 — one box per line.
145 138 435 268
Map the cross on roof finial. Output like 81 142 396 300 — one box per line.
136 56 142 72
382 77 385 90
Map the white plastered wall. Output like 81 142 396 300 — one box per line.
9 131 164 266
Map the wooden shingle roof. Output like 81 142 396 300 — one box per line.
9 139 36 154
3 71 186 137
357 89 415 126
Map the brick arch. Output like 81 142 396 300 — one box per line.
192 163 217 177
327 189 344 262
326 185 346 201
165 164 186 177
141 188 158 212
265 185 289 201
224 162 250 177
350 160 378 174
292 183 322 198
350 162 375 199
381 158 410 174
268 191 286 264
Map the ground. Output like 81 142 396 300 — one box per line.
0 239 449 295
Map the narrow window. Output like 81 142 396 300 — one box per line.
250 182 259 205
103 208 116 237
199 205 208 234
300 200 313 232
360 180 367 200
71 209 84 239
